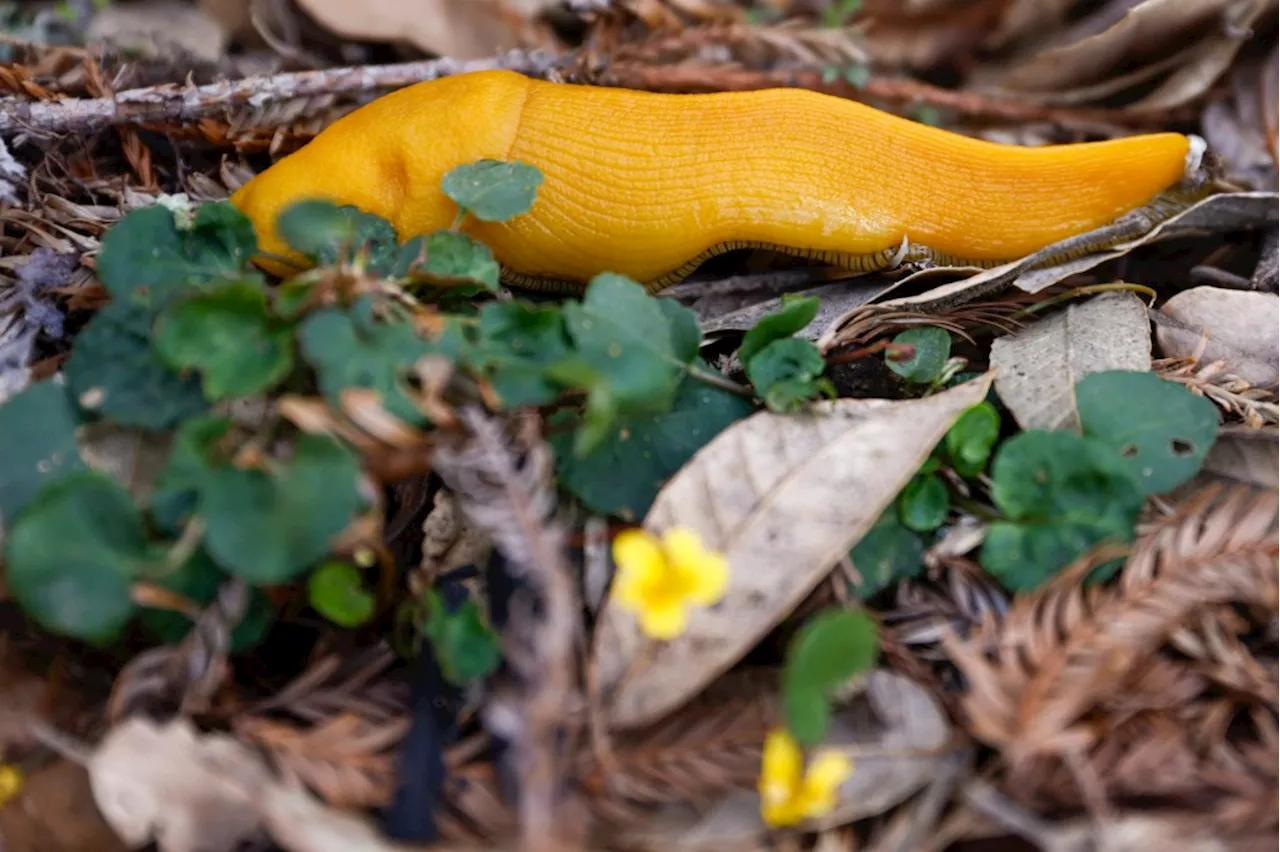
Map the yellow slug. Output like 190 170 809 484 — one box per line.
230 69 1202 293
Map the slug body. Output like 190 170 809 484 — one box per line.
230 70 1196 292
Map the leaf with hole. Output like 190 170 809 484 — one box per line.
983 429 1143 590
1076 369 1220 495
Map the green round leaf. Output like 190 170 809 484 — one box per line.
782 607 879 745
849 512 925 599
473 301 573 408
1076 370 1220 495
96 202 256 310
441 159 543 222
298 303 433 425
561 273 684 419
308 561 375 627
885 326 951 384
897 473 949 532
738 294 820 367
420 230 500 291
422 592 501 686
746 337 828 412
3 471 146 643
65 299 209 430
138 548 274 651
782 687 830 748
945 401 1000 476
154 280 294 400
201 435 365 583
983 430 1144 590
276 200 401 274
0 381 85 524
552 368 754 521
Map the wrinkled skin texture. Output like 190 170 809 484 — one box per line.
231 70 1193 291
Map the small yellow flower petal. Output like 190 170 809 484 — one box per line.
638 597 688 640
662 527 729 606
759 727 803 803
0 764 23 808
795 751 852 818
611 529 664 610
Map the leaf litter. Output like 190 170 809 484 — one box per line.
0 2 1276 852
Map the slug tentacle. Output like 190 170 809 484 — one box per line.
230 70 1207 293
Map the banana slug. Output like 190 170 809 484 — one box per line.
229 69 1207 293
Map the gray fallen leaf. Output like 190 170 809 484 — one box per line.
87 0 229 63
1170 425 1280 497
592 373 995 729
1155 286 1279 387
867 191 1280 316
991 291 1152 431
699 280 889 341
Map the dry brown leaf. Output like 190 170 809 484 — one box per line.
990 291 1152 432
996 0 1228 93
76 422 173 505
591 372 995 729
295 0 554 60
1155 287 1279 388
1196 425 1280 489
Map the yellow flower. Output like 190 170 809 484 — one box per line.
0 763 23 808
611 526 729 640
757 727 852 828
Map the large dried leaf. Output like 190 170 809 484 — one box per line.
1155 287 1279 387
295 0 556 59
991 291 1152 431
613 671 953 846
592 373 995 729
1188 425 1280 491
996 0 1228 93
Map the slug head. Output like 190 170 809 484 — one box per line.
229 70 531 276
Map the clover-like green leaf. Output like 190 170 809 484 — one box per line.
276 200 402 275
3 471 147 642
738 294 820 367
0 381 85 523
553 368 754 521
848 511 925 600
199 434 365 584
782 607 879 745
746 337 829 412
419 230 500 291
65 299 209 429
308 561 375 627
441 159 543 222
96 202 258 310
154 279 294 400
1076 370 1220 495
982 429 1144 590
298 300 434 425
422 588 501 686
945 401 1000 477
472 301 572 408
561 273 686 417
897 472 949 532
886 326 951 384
